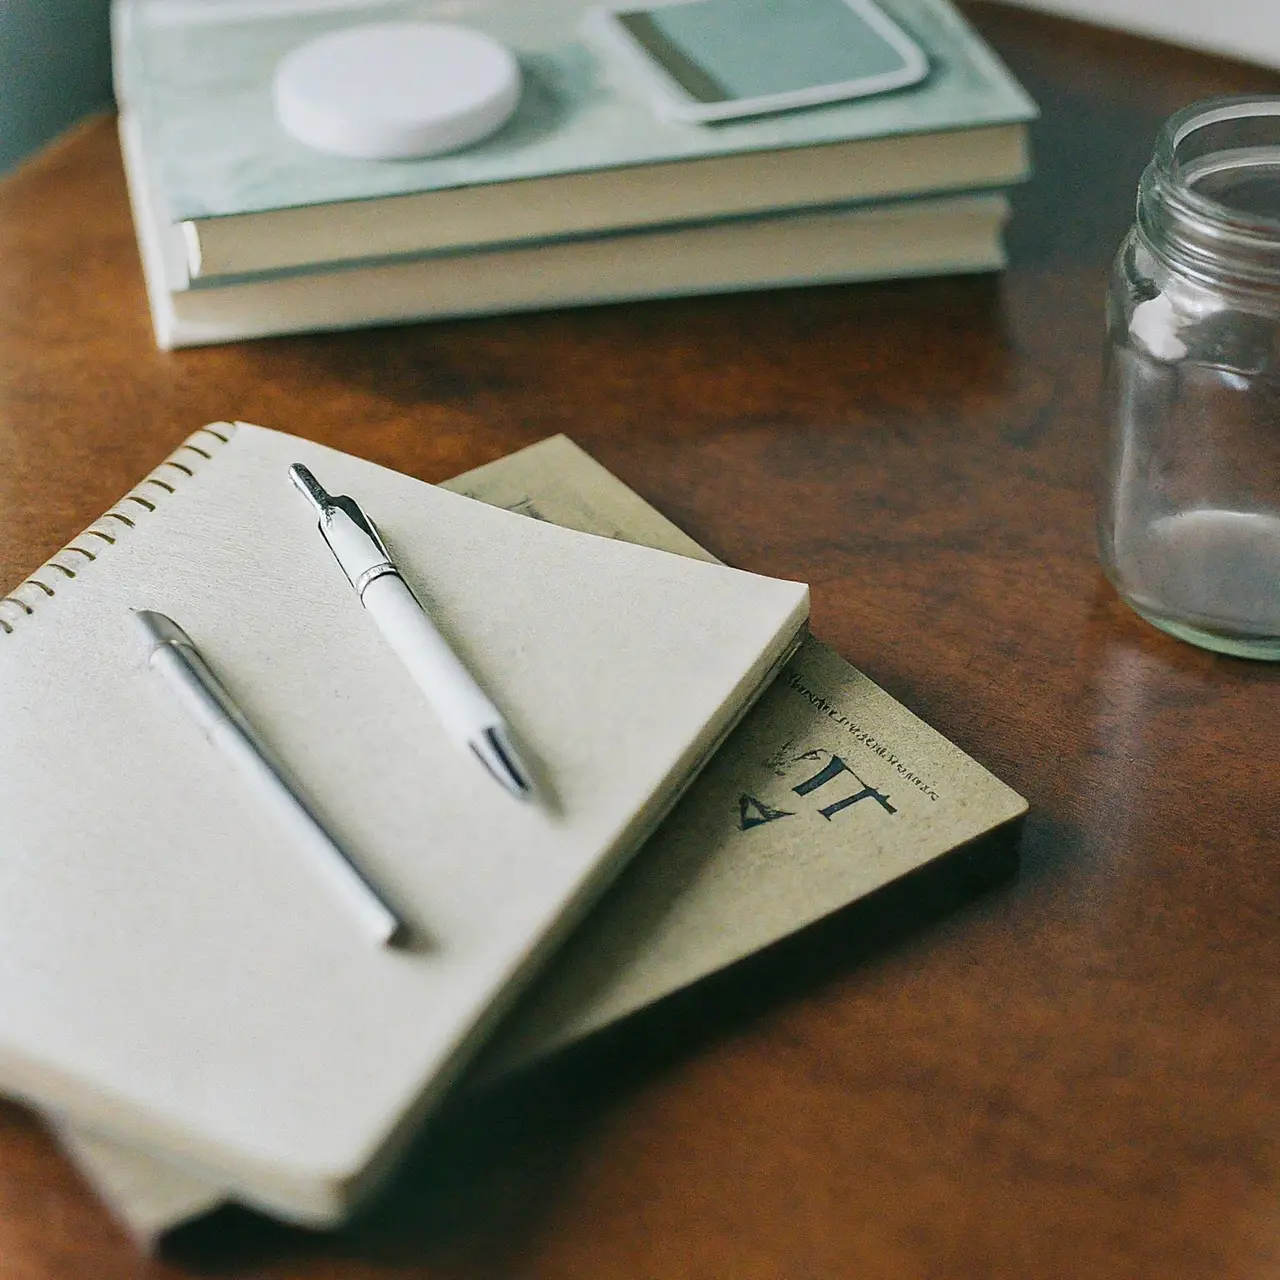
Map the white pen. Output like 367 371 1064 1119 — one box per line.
135 610 406 947
289 464 535 802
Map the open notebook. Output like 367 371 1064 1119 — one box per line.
50 436 1027 1245
0 423 808 1224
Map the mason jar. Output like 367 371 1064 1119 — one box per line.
1100 97 1280 659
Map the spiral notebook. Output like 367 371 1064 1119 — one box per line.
50 436 1028 1246
0 422 808 1224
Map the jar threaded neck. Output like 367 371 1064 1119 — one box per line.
1137 97 1280 294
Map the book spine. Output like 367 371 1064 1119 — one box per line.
0 422 237 635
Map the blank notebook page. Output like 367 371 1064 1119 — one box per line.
0 422 808 1222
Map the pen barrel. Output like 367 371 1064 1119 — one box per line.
150 644 403 947
360 572 502 740
152 642 257 745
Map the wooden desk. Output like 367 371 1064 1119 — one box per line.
1 7 1278 1277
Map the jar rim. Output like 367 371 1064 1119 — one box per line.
1139 96 1280 290
1151 96 1280 238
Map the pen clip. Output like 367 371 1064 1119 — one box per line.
290 463 395 592
328 494 393 562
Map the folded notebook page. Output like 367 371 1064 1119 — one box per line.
0 423 808 1223
50 435 1026 1246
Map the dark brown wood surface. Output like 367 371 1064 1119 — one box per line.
2 6 1278 1277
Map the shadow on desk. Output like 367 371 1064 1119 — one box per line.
161 818 1023 1275
222 274 1014 443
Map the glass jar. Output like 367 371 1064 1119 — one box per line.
1100 98 1280 659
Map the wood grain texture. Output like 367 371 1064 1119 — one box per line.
1 6 1279 1277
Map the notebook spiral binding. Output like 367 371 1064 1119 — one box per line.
0 423 237 636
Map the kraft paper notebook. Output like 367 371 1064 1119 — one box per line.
0 423 809 1224
47 436 1028 1245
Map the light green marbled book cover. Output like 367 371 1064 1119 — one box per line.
121 0 1035 221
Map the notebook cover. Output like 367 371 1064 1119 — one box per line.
52 435 1026 1245
0 423 807 1223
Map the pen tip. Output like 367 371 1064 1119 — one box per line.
289 463 332 514
471 727 535 802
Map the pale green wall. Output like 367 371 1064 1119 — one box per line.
0 0 112 173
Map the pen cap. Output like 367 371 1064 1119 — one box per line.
135 608 194 653
322 506 396 591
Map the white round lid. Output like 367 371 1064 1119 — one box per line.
272 21 521 161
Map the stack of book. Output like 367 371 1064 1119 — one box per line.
2 425 1027 1247
113 0 1037 348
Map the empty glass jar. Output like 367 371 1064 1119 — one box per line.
1100 98 1280 659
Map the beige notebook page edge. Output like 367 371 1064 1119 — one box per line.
54 434 1026 1244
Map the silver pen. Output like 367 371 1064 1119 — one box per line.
289 464 534 802
136 610 406 947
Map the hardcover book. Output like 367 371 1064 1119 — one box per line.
0 423 808 1224
49 436 1027 1245
113 0 1035 280
120 104 1011 347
